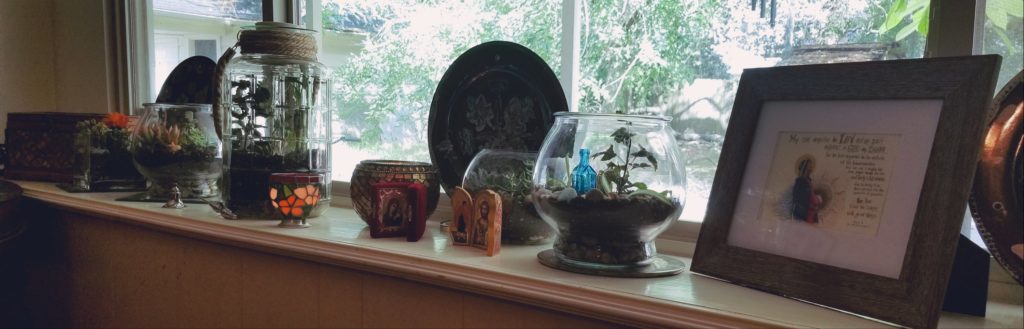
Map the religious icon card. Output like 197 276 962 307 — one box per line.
370 182 413 238
472 189 502 256
449 187 473 246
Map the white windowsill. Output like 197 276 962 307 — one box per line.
13 180 1024 328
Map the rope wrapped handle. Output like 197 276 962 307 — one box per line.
211 44 238 140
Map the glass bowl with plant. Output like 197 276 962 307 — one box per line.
462 149 555 245
129 103 223 199
65 113 146 192
532 113 685 269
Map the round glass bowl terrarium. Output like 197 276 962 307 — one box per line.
462 149 555 245
219 22 333 219
532 113 686 271
129 103 223 199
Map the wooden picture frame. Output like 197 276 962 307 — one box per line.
691 56 1000 328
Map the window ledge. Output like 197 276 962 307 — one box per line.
14 180 1024 328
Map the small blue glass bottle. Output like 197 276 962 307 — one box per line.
571 148 597 195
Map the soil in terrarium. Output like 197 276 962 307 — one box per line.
534 189 682 266
494 190 555 245
227 149 327 218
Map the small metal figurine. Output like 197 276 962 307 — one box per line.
571 148 597 194
162 183 186 209
204 199 238 220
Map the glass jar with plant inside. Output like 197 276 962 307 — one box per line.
462 149 555 245
129 103 223 199
218 22 333 219
532 113 686 270
65 113 146 192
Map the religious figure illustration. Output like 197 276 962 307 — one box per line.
759 132 897 237
472 201 490 248
472 190 502 255
368 182 427 240
382 198 403 227
449 187 473 245
790 156 823 223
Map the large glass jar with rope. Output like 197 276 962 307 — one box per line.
215 22 333 219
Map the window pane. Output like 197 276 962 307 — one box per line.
578 0 924 221
322 0 562 181
152 0 262 96
982 0 1024 89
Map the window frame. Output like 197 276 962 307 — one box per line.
124 0 987 243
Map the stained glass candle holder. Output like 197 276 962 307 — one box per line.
268 173 323 228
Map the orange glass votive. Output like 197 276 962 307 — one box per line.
268 172 323 228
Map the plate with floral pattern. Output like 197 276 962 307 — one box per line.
428 41 567 195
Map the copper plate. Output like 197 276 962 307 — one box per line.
970 70 1023 284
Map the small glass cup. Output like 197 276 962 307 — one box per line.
268 173 323 228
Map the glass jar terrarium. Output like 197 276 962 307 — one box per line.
462 149 555 245
532 113 686 273
129 103 223 199
65 115 146 192
218 22 333 219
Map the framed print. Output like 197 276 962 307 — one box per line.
691 56 1000 328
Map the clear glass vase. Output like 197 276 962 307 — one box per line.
462 149 555 245
532 113 686 268
68 119 145 192
129 103 223 199
220 22 333 219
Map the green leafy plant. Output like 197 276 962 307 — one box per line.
466 161 534 202
590 127 658 195
229 79 272 154
75 120 130 154
131 117 218 160
880 0 1022 47
229 76 319 159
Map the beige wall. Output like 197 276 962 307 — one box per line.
0 0 112 143
52 0 115 114
0 0 58 143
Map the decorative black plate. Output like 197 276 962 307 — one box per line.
969 70 1023 285
428 41 567 195
156 56 217 104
